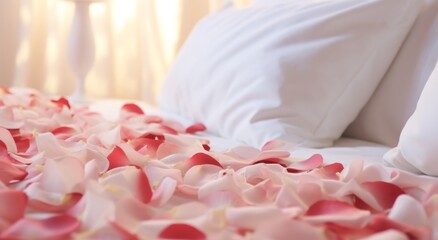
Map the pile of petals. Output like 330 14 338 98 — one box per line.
0 87 438 239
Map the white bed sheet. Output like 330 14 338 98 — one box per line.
90 99 391 166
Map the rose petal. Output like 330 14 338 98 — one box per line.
158 223 206 240
1 215 80 239
114 197 153 235
121 103 144 115
0 128 17 153
361 181 405 210
320 163 344 179
0 158 27 184
389 195 429 229
253 158 288 168
368 214 432 240
107 146 130 170
304 200 370 227
287 154 323 173
40 157 84 193
186 153 223 169
150 177 177 207
0 108 24 130
186 123 206 134
0 189 27 224
51 97 71 109
101 166 152 204
361 230 408 240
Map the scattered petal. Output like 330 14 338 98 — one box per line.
158 223 206 240
121 103 144 115
1 215 80 239
186 123 206 134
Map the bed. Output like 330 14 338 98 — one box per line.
2 0 438 239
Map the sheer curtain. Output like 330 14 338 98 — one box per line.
0 0 251 105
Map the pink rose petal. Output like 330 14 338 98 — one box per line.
101 166 152 204
389 195 429 229
28 193 82 213
362 230 408 240
253 158 288 168
324 222 375 239
368 214 432 240
0 128 17 153
114 197 153 234
109 221 139 240
39 157 85 194
199 190 247 208
287 154 323 173
0 108 24 130
158 223 206 240
261 140 287 151
1 215 80 239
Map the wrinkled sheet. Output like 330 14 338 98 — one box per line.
0 89 437 239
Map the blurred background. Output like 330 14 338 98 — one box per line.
0 0 251 104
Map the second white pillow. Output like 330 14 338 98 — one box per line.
384 62 438 176
160 0 421 148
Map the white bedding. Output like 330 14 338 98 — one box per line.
91 99 390 166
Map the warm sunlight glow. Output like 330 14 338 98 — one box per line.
11 0 256 101
112 0 136 33
154 0 180 63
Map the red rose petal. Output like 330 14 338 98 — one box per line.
138 169 153 204
121 103 144 115
186 123 206 134
140 133 165 141
320 163 344 179
306 200 361 216
187 153 223 169
202 144 210 151
361 181 405 210
130 137 164 155
51 97 71 109
107 146 130 170
13 136 31 153
158 223 206 240
0 189 27 224
0 159 28 184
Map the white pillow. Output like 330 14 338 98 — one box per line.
384 62 438 176
345 0 438 147
160 0 421 148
